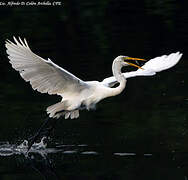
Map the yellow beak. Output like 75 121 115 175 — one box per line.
125 57 146 61
126 62 144 69
124 57 146 70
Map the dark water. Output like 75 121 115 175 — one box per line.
0 1 188 179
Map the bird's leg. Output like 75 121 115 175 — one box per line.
44 118 60 139
27 116 51 151
27 116 61 152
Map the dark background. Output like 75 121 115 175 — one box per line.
0 0 188 179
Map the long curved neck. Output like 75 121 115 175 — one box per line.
109 60 127 96
112 60 123 82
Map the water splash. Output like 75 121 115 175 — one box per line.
0 139 153 158
17 137 47 150
17 140 28 149
0 137 58 157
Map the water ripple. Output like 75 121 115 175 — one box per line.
0 139 154 158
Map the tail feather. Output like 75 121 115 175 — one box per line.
70 110 79 119
46 101 80 119
46 101 68 118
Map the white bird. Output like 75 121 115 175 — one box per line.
5 37 183 119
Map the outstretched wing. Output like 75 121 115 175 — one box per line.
5 37 89 96
102 52 183 87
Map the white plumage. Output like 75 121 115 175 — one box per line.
102 52 182 87
5 37 182 119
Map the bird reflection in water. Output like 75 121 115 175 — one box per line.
25 152 59 180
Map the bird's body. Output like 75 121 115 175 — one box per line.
5 37 183 119
47 57 128 119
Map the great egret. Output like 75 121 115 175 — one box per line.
5 37 183 120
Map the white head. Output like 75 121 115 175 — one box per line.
112 55 146 82
114 55 146 68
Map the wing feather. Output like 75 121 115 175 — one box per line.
5 37 89 95
102 52 183 87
